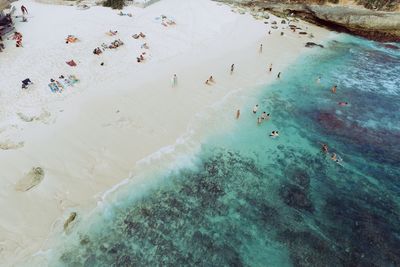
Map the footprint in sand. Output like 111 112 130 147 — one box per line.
17 110 52 124
0 141 24 150
15 167 45 192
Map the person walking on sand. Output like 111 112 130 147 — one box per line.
230 64 235 75
172 74 178 87
236 109 240 119
331 85 337 94
21 5 28 15
252 104 258 114
269 64 273 72
209 76 215 83
277 72 281 79
259 44 263 54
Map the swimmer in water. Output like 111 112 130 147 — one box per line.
338 102 348 106
270 131 279 137
331 153 343 164
331 85 337 93
321 143 328 153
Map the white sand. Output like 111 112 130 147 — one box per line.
0 0 331 265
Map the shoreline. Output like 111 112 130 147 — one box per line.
0 0 332 265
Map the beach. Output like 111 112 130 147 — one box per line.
0 0 332 265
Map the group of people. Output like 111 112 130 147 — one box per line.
93 39 124 55
48 74 79 93
205 76 215 85
321 143 342 164
132 32 146 39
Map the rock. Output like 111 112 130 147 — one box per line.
299 31 307 35
280 184 314 212
384 44 399 50
15 167 45 192
305 42 324 48
214 1 400 42
64 212 77 231
281 19 286 24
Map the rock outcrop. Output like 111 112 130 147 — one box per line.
215 0 400 42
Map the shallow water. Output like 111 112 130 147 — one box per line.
51 35 400 267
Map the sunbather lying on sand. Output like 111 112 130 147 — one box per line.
21 78 33 89
107 30 118 36
93 47 102 55
118 11 132 17
66 35 78 44
141 43 149 49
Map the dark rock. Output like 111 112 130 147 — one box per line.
280 184 314 212
305 42 324 48
299 31 307 35
384 44 399 50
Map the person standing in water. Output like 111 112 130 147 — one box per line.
230 64 235 75
172 74 178 87
236 109 240 119
259 44 263 54
321 144 329 154
277 72 281 79
253 104 259 114
21 5 28 15
269 64 273 72
331 85 337 93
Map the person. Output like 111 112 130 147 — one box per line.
270 131 279 137
269 64 272 72
316 76 321 83
277 72 281 79
21 5 28 15
230 64 234 75
252 105 258 114
209 76 215 83
0 40 4 52
268 30 271 35
172 74 178 87
257 117 262 125
321 143 328 154
236 109 240 119
338 102 348 106
259 44 263 53
21 78 33 89
331 153 343 164
205 79 210 85
261 112 270 120
331 85 337 93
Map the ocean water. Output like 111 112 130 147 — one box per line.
50 35 400 267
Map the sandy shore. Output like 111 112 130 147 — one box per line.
0 0 331 265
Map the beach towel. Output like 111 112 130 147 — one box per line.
66 60 77 67
48 82 60 93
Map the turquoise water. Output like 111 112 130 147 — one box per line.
51 36 400 266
